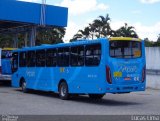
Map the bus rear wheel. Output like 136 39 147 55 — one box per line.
89 94 105 100
21 80 28 93
59 81 69 100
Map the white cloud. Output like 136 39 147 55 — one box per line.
59 0 109 15
110 20 160 41
97 3 109 10
110 21 126 30
134 22 160 41
64 18 94 42
140 0 160 4
63 21 80 42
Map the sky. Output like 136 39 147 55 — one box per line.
19 0 160 42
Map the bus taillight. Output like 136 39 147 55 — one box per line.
142 65 146 82
106 66 112 84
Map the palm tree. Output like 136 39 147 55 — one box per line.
71 14 140 42
88 23 98 39
71 26 91 41
79 26 90 39
93 14 111 38
115 23 138 38
70 32 83 42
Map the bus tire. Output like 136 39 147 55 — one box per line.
59 81 69 100
21 80 28 93
89 94 104 100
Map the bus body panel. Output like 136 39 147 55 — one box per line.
1 59 12 74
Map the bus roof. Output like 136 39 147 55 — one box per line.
13 38 107 52
109 37 142 41
2 48 17 51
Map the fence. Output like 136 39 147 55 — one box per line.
145 47 160 89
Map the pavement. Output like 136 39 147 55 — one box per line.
0 82 160 115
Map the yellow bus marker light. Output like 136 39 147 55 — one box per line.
114 72 122 77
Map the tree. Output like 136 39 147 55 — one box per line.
71 14 112 41
157 34 160 42
71 14 140 42
92 14 111 38
152 34 160 46
115 23 138 38
0 27 66 48
79 26 90 39
36 27 66 45
98 14 112 37
0 34 13 48
144 38 154 47
70 32 83 42
70 27 90 41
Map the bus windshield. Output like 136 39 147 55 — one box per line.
110 40 141 58
2 50 12 59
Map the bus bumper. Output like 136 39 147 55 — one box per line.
105 83 146 93
0 74 11 81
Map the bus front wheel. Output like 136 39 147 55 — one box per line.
59 81 69 100
89 94 105 100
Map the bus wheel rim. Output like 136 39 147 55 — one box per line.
61 85 67 97
22 82 26 90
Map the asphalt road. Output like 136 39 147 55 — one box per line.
0 82 160 115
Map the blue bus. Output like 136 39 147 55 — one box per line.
0 48 15 81
11 37 146 100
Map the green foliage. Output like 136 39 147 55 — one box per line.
144 38 160 47
157 34 160 42
71 14 112 41
113 23 138 38
0 35 13 48
71 13 160 47
144 38 154 47
71 14 139 41
0 27 66 48
36 27 66 45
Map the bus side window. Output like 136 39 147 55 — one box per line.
19 52 27 67
63 48 70 66
57 47 69 67
70 46 84 66
85 44 101 66
27 51 36 67
70 47 78 66
57 48 64 67
77 46 84 66
12 52 18 73
46 49 57 67
36 50 46 67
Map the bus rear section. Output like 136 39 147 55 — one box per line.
106 38 146 93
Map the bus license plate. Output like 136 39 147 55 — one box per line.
114 72 122 77
124 77 131 81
